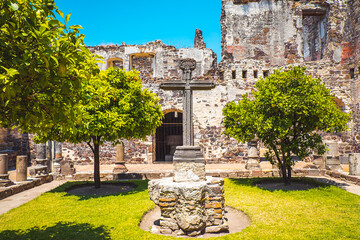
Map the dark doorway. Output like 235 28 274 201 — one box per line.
155 111 183 162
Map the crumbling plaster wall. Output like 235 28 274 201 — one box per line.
220 0 360 143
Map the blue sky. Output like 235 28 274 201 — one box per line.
56 0 223 61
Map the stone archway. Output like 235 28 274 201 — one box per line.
155 111 183 162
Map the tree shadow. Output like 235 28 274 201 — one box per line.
0 222 111 240
50 180 148 201
229 177 329 192
311 177 351 190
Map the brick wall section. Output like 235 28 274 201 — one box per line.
0 128 30 168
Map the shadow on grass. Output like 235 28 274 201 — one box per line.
0 222 111 240
50 180 148 200
229 177 330 192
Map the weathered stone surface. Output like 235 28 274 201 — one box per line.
194 29 206 49
349 153 360 176
0 154 13 187
16 155 27 182
60 161 75 176
113 144 128 173
149 176 228 236
323 140 342 171
173 146 206 182
35 143 46 160
246 138 261 170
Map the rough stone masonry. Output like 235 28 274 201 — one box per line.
1 0 359 167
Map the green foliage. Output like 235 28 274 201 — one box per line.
36 68 163 187
0 0 99 133
0 179 359 239
223 66 350 184
37 68 164 144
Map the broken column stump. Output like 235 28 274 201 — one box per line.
349 153 360 176
324 140 342 171
16 155 28 182
245 138 261 170
30 143 49 177
0 154 14 187
53 142 63 174
113 144 128 173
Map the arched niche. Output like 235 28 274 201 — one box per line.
107 57 124 69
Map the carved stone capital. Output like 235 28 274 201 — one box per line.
179 58 196 72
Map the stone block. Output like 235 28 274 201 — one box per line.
160 228 173 235
159 202 176 207
60 161 75 176
205 222 229 233
16 155 27 182
349 153 360 176
205 202 222 209
173 146 206 182
160 218 179 231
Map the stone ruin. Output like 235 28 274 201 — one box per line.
0 0 359 179
148 59 228 236
53 0 360 167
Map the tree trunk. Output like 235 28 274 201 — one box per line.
94 141 101 188
281 163 290 185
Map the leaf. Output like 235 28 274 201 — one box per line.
66 13 71 23
56 9 64 18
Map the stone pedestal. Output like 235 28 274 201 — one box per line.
53 142 63 174
173 146 205 182
245 139 261 170
324 140 342 171
349 153 360 176
0 154 14 187
149 176 228 236
113 144 128 173
149 146 228 236
30 143 49 177
16 155 28 182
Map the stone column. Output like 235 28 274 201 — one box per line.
53 142 62 174
16 155 28 182
30 143 49 177
245 138 261 170
0 154 14 187
324 140 342 171
113 144 128 173
349 153 360 176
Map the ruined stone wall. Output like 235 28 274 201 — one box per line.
62 39 223 165
59 0 359 165
0 128 30 168
220 0 360 146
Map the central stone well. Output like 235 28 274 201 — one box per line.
148 146 229 236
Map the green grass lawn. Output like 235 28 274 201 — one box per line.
0 178 359 240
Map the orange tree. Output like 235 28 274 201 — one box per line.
37 68 163 188
223 67 350 184
0 0 99 133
